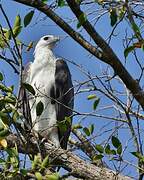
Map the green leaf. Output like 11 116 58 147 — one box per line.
0 129 10 138
105 144 116 155
0 111 9 121
72 124 82 129
77 13 87 29
58 0 65 7
117 144 122 155
112 136 121 149
22 83 35 95
57 121 67 133
24 10 34 27
110 149 117 155
35 172 42 180
3 96 16 104
0 34 7 48
0 72 3 81
131 152 142 159
42 0 48 3
0 158 5 163
0 83 13 93
12 110 19 122
89 124 94 135
13 25 22 37
93 98 100 110
0 120 4 131
0 114 10 127
20 169 27 176
95 144 104 153
5 30 11 40
93 154 104 161
132 22 140 34
1 28 8 33
76 0 81 4
87 94 97 100
46 173 59 180
0 29 10 47
124 46 135 58
110 8 118 26
14 15 21 29
83 127 90 136
65 116 71 124
36 101 44 116
32 154 42 170
12 15 22 37
41 155 49 169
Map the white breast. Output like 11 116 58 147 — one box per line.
28 48 57 135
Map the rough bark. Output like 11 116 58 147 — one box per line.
6 134 132 180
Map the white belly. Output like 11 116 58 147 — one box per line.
25 48 60 147
28 60 56 135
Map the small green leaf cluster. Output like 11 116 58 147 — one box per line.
32 154 60 180
131 151 144 164
57 0 66 7
87 94 100 110
109 6 125 27
0 11 34 49
0 146 21 179
0 73 18 130
106 136 122 157
83 124 94 136
57 116 71 133
77 13 87 29
93 136 123 162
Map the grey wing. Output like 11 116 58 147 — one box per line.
18 63 32 130
50 59 74 149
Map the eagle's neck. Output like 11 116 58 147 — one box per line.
34 46 55 65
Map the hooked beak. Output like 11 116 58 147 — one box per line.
53 36 60 43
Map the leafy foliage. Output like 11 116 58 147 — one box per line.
95 144 104 153
77 13 87 29
13 15 22 37
24 10 34 27
87 94 97 100
0 73 3 81
42 0 48 3
22 83 35 95
93 98 100 110
57 0 65 7
124 46 135 58
83 124 95 136
110 8 118 26
111 136 121 149
36 101 44 116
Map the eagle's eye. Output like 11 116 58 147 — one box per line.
43 36 49 40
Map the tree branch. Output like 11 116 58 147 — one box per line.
6 133 132 180
66 0 144 109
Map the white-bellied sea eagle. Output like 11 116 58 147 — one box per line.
21 35 74 149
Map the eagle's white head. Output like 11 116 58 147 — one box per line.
34 35 60 54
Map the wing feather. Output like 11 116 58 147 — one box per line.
50 59 74 149
18 63 32 130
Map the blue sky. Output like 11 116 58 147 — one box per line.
1 0 144 178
